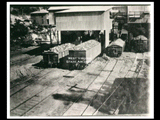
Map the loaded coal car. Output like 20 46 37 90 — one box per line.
106 38 125 57
42 43 75 67
132 35 149 52
67 40 101 70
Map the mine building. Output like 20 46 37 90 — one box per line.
48 6 114 52
30 9 49 25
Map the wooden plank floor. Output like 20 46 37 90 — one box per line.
10 52 150 117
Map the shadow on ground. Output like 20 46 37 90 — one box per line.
23 44 52 56
51 77 149 115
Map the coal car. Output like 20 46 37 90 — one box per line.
132 35 148 52
106 38 125 57
68 40 101 70
42 43 75 67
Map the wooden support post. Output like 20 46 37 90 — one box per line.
104 29 110 48
50 25 52 47
58 30 61 44
99 30 105 54
126 6 129 23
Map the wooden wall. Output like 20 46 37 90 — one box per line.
112 6 127 13
55 11 104 31
128 6 151 12
31 14 48 25
53 10 113 48
49 12 55 25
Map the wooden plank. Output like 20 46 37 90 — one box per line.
56 12 103 30
130 54 138 72
23 69 83 116
10 109 24 116
93 54 145 116
22 57 108 116
10 68 56 93
83 56 136 116
118 59 134 77
10 68 69 112
137 53 149 79
20 87 60 116
11 69 62 91
10 85 48 111
63 60 117 116
11 69 80 116
103 59 117 71
50 58 109 116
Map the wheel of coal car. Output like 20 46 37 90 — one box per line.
117 53 121 57
69 63 75 70
76 63 81 70
79 64 85 70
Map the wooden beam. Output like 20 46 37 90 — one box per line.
58 30 61 44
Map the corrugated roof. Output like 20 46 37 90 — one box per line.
30 9 48 14
108 38 125 47
54 6 113 13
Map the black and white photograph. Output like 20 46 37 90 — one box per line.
7 2 154 118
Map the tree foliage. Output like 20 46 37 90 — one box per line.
10 19 29 45
10 6 50 15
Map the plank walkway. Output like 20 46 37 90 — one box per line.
10 52 150 117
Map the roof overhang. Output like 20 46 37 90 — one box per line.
48 6 70 11
53 6 113 13
30 10 49 14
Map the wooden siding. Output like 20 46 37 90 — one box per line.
55 12 104 31
53 10 113 48
112 6 127 13
102 10 113 47
31 14 48 25
128 6 150 12
49 12 55 25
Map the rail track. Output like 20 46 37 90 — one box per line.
10 52 146 116
60 53 141 116
60 59 118 116
78 57 134 116
90 53 144 115
60 59 117 116
10 57 108 116
10 69 74 113
10 68 53 96
10 55 37 66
